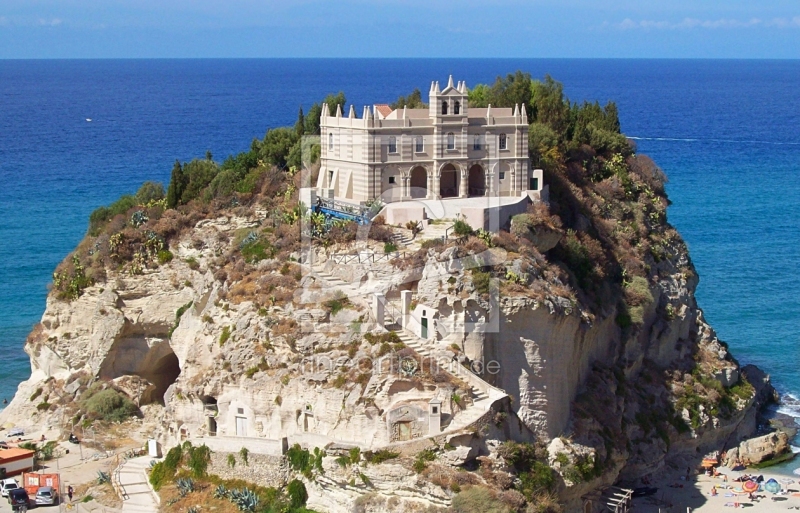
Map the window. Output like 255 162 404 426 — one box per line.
237 408 244 415
473 135 481 150
388 176 396 184
432 406 439 414
454 101 460 115
499 133 507 150
328 133 333 150
530 177 539 190
388 136 397 153
441 101 448 115
446 132 455 150
328 170 334 184
499 171 505 180
415 136 424 152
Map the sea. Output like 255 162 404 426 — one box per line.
1 58 798 464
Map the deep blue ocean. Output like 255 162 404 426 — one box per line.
1 59 798 445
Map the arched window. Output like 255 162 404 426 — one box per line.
441 101 448 115
454 101 460 115
473 135 481 150
499 133 507 150
328 133 333 150
415 136 424 153
447 132 455 150
388 136 397 153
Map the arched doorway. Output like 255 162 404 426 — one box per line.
409 166 427 199
440 164 459 198
468 164 485 197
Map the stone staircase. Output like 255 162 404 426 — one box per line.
418 221 453 243
389 230 414 247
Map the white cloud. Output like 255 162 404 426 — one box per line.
614 16 800 30
38 18 62 27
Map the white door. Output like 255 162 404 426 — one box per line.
235 417 247 437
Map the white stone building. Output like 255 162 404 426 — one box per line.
317 76 540 204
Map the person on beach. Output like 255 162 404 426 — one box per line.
67 485 73 502
711 485 718 496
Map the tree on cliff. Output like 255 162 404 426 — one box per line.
295 106 305 137
166 160 184 208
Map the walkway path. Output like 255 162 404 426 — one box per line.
115 456 159 513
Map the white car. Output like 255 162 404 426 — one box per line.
0 479 19 498
7 428 23 437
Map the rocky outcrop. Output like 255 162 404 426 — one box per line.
723 431 790 467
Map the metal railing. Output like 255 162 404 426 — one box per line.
329 251 405 265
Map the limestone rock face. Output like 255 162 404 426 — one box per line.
736 431 790 466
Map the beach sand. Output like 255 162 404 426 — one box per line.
633 463 800 512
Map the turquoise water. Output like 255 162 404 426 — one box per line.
0 60 798 449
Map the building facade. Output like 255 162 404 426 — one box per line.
317 76 537 204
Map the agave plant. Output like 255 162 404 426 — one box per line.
176 477 196 497
96 471 110 484
166 498 179 506
213 484 228 499
230 488 259 512
187 507 199 513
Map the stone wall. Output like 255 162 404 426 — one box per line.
207 452 289 489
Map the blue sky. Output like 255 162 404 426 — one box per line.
1 0 799 58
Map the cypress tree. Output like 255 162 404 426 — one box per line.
295 106 305 137
166 160 184 208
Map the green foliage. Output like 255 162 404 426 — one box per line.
323 294 348 316
259 127 299 169
558 230 594 289
169 301 193 337
383 242 398 253
53 255 94 301
472 270 491 295
389 88 427 109
412 448 437 473
135 181 165 205
97 471 111 484
88 195 137 236
176 477 196 496
451 486 510 513
227 454 236 468
166 160 184 208
80 386 138 422
323 91 347 117
213 484 228 499
304 103 323 135
452 219 474 237
286 444 325 480
185 257 199 270
287 479 308 508
239 447 249 466
219 326 232 346
467 84 491 107
30 387 43 401
363 449 399 465
157 250 174 264
180 159 219 204
186 444 211 478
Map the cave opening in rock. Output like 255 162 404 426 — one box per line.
139 350 181 405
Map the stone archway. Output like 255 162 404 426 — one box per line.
409 166 427 199
440 163 459 198
468 164 485 197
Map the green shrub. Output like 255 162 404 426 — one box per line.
80 387 138 422
227 454 236 468
364 449 399 465
219 326 231 346
87 195 137 236
36 402 51 411
472 270 491 295
239 447 249 466
169 301 193 337
157 250 174 264
452 219 473 237
149 461 170 490
186 444 211 478
30 387 43 401
53 255 93 301
185 257 199 270
287 479 308 508
384 242 398 253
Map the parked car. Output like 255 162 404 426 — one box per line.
0 441 8 449
0 478 19 497
7 428 23 437
35 486 57 506
8 488 30 511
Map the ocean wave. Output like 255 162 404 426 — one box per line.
627 136 800 146
777 393 800 419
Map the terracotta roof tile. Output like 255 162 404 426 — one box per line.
374 104 393 117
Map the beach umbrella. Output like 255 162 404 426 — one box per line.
764 478 781 494
794 467 800 476
742 480 759 493
701 459 717 468
780 478 795 485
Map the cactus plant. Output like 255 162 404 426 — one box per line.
176 477 196 497
213 484 228 499
96 471 110 484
